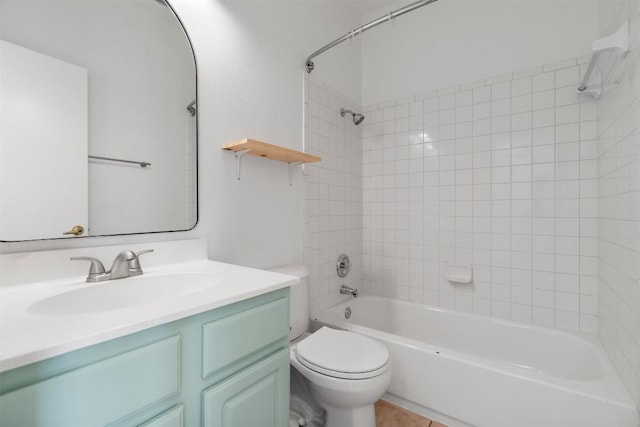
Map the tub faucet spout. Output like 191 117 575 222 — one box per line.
340 285 359 297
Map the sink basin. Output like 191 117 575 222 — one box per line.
28 272 222 315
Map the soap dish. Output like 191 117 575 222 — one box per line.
446 263 472 284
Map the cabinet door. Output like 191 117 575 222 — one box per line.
138 405 183 427
203 349 289 427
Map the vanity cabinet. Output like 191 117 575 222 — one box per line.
202 349 289 427
0 288 290 426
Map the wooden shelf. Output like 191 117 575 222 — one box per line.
222 139 321 164
222 138 321 184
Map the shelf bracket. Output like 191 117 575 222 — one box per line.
234 149 251 180
288 162 302 186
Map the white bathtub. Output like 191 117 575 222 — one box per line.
314 296 637 427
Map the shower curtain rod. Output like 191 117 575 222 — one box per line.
305 0 439 73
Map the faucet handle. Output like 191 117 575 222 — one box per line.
130 249 154 276
70 256 107 282
135 249 154 258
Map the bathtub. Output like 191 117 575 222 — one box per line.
313 296 637 427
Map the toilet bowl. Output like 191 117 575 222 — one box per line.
290 327 391 427
267 265 391 427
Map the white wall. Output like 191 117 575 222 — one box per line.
597 0 640 409
361 0 599 106
0 0 363 272
170 0 363 268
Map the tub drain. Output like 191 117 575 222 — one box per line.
345 307 351 319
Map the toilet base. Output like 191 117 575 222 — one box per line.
321 402 375 427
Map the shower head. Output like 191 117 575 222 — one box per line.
340 108 365 125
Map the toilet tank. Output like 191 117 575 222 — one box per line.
267 264 309 341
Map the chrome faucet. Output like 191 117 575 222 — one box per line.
340 285 359 298
71 249 154 282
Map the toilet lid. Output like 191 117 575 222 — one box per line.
295 327 389 380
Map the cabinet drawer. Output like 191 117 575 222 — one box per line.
0 336 180 427
202 296 288 379
202 348 289 427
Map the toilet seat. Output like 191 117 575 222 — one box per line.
295 327 389 380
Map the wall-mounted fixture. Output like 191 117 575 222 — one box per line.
336 254 351 278
340 285 358 298
340 108 365 126
88 155 151 168
222 138 321 185
0 0 197 241
305 0 440 73
446 263 472 284
578 20 629 99
186 100 196 117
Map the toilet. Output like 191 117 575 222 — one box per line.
269 265 391 427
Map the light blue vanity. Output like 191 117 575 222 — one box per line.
0 239 297 426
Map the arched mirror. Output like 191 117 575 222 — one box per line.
0 0 197 241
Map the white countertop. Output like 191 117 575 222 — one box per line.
0 240 298 372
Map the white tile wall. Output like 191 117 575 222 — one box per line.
304 7 639 406
362 54 600 334
303 75 363 317
597 0 640 408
